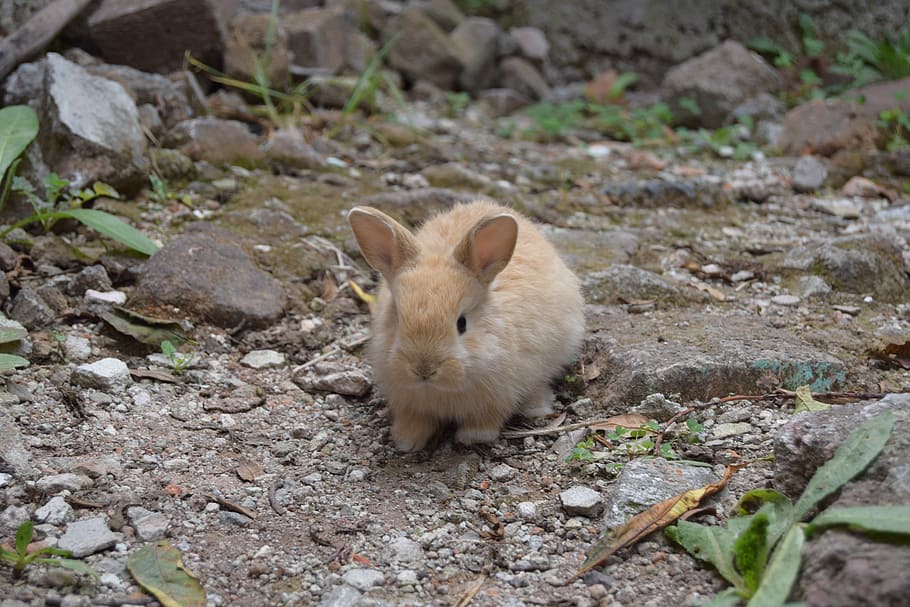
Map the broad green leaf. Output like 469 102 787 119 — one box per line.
33 557 98 578
0 326 27 344
127 541 206 607
0 353 29 370
747 526 805 607
793 386 830 413
734 512 770 595
15 521 33 557
57 209 159 256
29 546 73 559
0 106 39 181
92 182 120 198
807 505 910 537
737 489 796 547
667 520 744 589
791 412 894 524
100 309 187 346
0 546 18 560
699 588 743 607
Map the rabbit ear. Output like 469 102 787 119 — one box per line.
348 206 419 278
455 213 518 284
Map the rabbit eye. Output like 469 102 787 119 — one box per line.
457 314 467 335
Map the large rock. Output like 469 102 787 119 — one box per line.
88 0 226 74
130 225 286 329
385 7 463 89
225 13 291 89
499 56 550 101
845 75 910 121
285 7 348 75
5 54 148 194
585 311 847 406
778 99 879 157
661 40 780 128
774 395 910 607
583 264 693 305
167 118 264 167
451 17 501 93
776 234 910 302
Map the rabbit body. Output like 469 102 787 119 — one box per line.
349 201 584 452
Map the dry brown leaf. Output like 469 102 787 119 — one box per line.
570 463 742 581
129 368 178 383
691 281 727 302
588 413 650 433
585 70 624 105
236 459 264 482
868 339 910 369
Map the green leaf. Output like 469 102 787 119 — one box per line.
667 520 744 589
0 546 19 561
608 72 638 99
0 326 27 344
679 96 702 116
32 557 98 578
699 588 743 607
0 105 39 183
0 353 30 370
100 308 187 346
43 172 70 205
92 181 121 198
746 525 805 607
793 386 830 413
807 505 910 537
791 412 894 525
736 489 795 547
56 208 159 256
15 521 33 557
127 541 207 607
734 512 770 595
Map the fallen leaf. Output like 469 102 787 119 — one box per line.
129 368 178 383
690 281 727 302
571 463 742 580
351 553 372 565
588 414 650 433
127 541 206 607
236 459 264 482
585 70 623 105
793 385 831 413
867 339 910 369
101 307 188 346
348 279 375 307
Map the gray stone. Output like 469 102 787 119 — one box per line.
771 294 801 307
711 421 752 439
36 473 94 494
0 505 31 537
71 358 132 392
241 349 286 369
662 40 780 128
126 506 169 541
317 584 362 607
811 198 861 219
89 0 225 74
517 501 538 521
559 486 604 518
224 13 291 88
630 393 684 422
58 517 119 557
169 118 264 167
774 395 910 606
388 537 424 565
299 369 371 397
386 8 463 89
130 225 286 329
34 496 75 526
341 567 385 591
68 265 113 297
601 176 728 208
779 100 878 157
777 234 910 302
221 511 253 527
477 88 532 117
262 128 327 171
602 458 718 530
730 92 785 123
499 56 550 101
419 0 464 31
37 54 147 193
0 413 32 476
8 287 55 329
451 17 501 93
584 264 688 305
799 275 832 299
489 463 517 482
285 7 348 75
586 311 847 405
0 473 11 488
509 26 549 61
792 156 828 192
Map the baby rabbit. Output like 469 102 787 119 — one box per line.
348 201 584 452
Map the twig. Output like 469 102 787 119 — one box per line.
204 493 256 520
292 345 342 374
719 389 891 404
454 576 486 607
268 479 286 515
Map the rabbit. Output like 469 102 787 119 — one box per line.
348 200 585 452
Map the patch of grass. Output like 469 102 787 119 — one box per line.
160 339 195 374
832 13 910 88
565 435 595 462
878 105 910 151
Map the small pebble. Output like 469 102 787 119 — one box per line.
771 294 800 307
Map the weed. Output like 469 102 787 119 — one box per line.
878 106 910 151
1 521 96 579
161 339 195 374
832 13 910 88
148 174 193 207
748 13 829 104
0 319 29 371
524 100 586 138
445 91 471 118
566 435 595 462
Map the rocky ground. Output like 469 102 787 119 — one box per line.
0 2 909 607
0 90 908 606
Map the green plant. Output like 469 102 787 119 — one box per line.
666 412 908 606
5 174 159 256
445 91 471 117
341 33 403 119
748 13 829 104
0 105 39 214
148 174 193 207
832 14 910 88
590 102 673 142
566 435 595 462
0 321 29 371
878 106 910 151
161 339 195 374
525 100 587 138
1 521 96 579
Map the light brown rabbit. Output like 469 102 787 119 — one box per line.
348 201 584 452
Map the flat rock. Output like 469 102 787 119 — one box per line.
34 496 74 526
36 473 94 493
241 350 286 369
584 264 691 306
810 197 861 219
130 225 286 329
774 395 910 606
341 567 385 591
298 369 371 397
602 458 719 530
262 128 327 171
602 176 728 208
126 506 169 541
388 537 424 565
778 99 878 157
284 7 348 75
0 413 32 475
58 516 120 558
586 310 847 405
168 118 264 167
317 584 362 607
8 287 55 329
559 486 604 518
71 358 132 392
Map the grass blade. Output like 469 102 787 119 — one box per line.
807 505 910 537
58 208 159 256
0 106 39 181
746 525 805 607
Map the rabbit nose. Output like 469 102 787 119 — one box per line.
413 361 438 381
